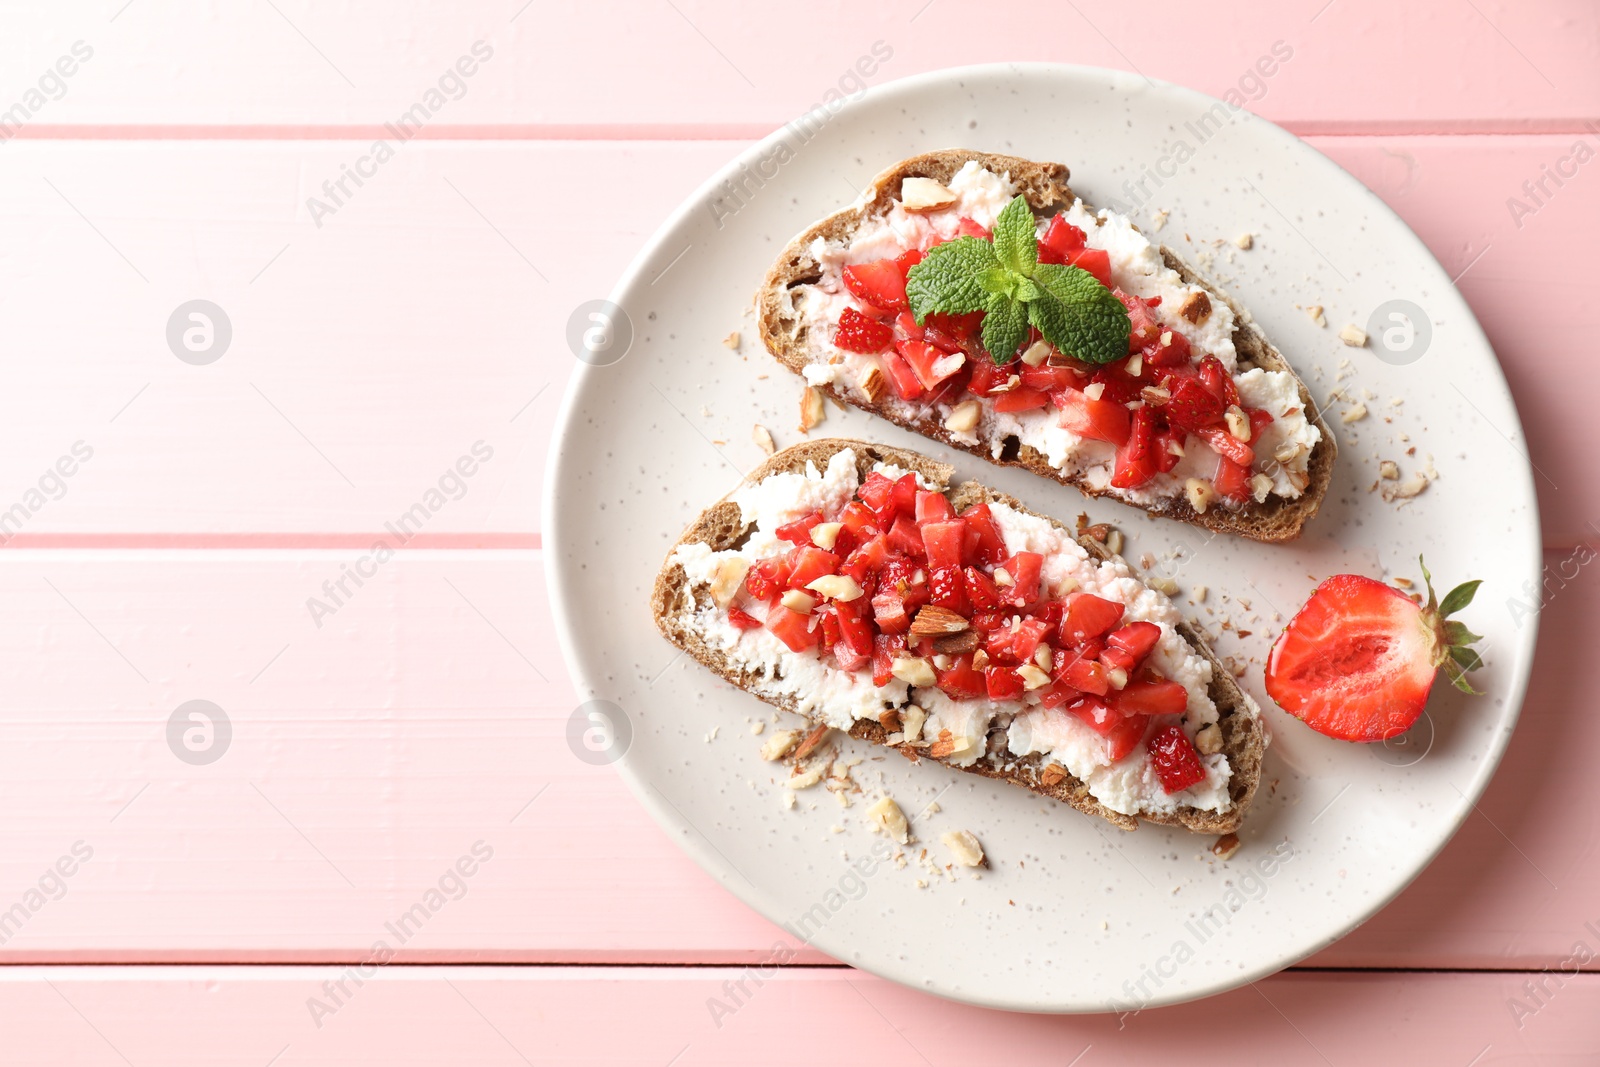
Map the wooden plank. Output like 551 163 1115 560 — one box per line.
0 136 1593 542
3 1 1594 131
5 967 1599 1064
0 550 1590 967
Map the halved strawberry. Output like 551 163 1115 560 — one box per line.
1265 560 1483 742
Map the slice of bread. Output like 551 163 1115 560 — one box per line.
651 437 1266 835
756 150 1336 544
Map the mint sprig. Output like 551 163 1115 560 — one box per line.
904 196 1130 364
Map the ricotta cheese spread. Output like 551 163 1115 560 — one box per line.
669 448 1238 817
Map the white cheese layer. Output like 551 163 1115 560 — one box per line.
669 449 1237 817
783 161 1321 507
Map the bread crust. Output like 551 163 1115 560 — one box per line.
755 150 1336 544
651 437 1265 835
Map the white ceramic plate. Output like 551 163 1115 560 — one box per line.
545 64 1540 1013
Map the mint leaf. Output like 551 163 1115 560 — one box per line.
905 237 997 323
991 196 1037 278
1027 263 1131 365
981 293 1029 363
978 265 1015 297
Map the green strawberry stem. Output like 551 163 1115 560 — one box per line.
1418 555 1484 695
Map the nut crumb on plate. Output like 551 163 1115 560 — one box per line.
941 830 987 868
752 424 776 455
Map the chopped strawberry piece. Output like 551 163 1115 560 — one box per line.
937 654 987 699
842 258 910 311
879 346 925 400
872 633 905 686
928 565 969 614
744 557 792 603
1062 594 1126 644
1198 355 1240 408
994 386 1050 413
985 666 1025 700
1068 695 1118 733
887 514 925 560
1100 645 1138 674
728 607 762 630
1105 714 1151 761
766 607 818 653
897 339 966 390
1248 407 1275 437
1110 406 1159 489
914 490 955 525
963 566 1003 610
1143 326 1191 367
1163 377 1225 432
1106 621 1162 666
1061 656 1110 696
1039 215 1087 263
955 217 991 240
891 474 919 517
1000 551 1043 605
959 504 1007 566
834 600 874 670
967 358 1019 397
785 546 840 590
1019 363 1078 392
1214 453 1253 502
1148 725 1207 793
1067 247 1113 288
775 511 824 545
871 591 910 634
921 520 965 569
833 307 894 353
1196 425 1254 468
1113 678 1189 716
1055 388 1132 445
1115 288 1164 353
857 472 895 511
1038 679 1083 709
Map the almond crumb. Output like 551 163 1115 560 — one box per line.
1212 833 1241 861
1303 304 1327 328
1339 324 1368 347
752 424 776 455
941 830 986 868
798 386 826 433
722 331 741 350
1233 232 1253 250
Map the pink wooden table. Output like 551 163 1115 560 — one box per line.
1 1 1596 1061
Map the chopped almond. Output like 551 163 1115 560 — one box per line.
752 424 776 455
722 331 741 350
900 177 959 212
1212 832 1241 861
1180 290 1212 325
860 364 888 404
792 724 833 762
910 605 970 637
943 399 982 434
799 386 826 432
868 796 911 843
760 730 799 761
1339 324 1368 347
809 522 843 550
1039 763 1068 788
941 830 986 868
